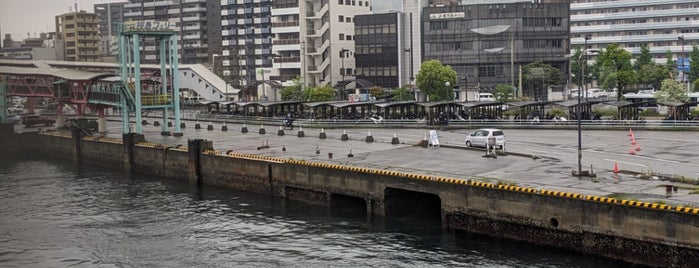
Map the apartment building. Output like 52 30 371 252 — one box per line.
354 12 400 88
94 2 127 57
571 0 699 66
123 0 220 65
220 0 273 89
55 11 101 62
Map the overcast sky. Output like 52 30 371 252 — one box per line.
0 0 106 40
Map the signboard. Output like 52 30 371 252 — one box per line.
348 94 370 102
428 130 440 147
429 12 465 20
123 20 176 32
677 57 690 72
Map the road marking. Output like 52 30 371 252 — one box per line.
603 158 649 168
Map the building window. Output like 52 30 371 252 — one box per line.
339 15 344 22
339 33 345 40
338 0 343 4
346 35 352 40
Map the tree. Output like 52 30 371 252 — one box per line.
521 61 561 99
493 84 514 102
689 44 699 89
306 84 335 102
637 64 669 91
369 86 385 100
634 44 653 70
391 86 414 101
280 76 304 101
656 79 689 103
415 60 457 101
665 49 678 79
595 43 635 98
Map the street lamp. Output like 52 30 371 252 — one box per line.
340 48 349 82
583 34 591 101
445 81 451 100
678 35 689 93
574 44 599 177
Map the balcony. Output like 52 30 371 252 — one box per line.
272 21 299 28
273 39 300 45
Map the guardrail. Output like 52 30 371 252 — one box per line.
193 113 699 130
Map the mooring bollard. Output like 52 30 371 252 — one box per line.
391 133 400 144
277 126 285 136
180 122 186 128
241 124 248 133
221 122 228 131
142 120 149 125
297 126 305 137
319 128 327 139
153 121 160 126
341 130 349 141
207 122 214 131
365 131 374 143
259 124 266 134
195 121 201 129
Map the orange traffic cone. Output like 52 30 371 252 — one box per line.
628 128 633 136
629 144 636 155
631 137 637 145
635 144 641 152
613 162 619 174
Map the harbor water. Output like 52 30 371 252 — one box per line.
0 158 637 267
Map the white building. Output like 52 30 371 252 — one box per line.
571 0 699 65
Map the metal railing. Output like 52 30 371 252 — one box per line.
193 113 699 130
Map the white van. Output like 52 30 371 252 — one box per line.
477 93 496 102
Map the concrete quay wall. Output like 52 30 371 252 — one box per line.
3 131 697 267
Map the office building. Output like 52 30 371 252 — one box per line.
354 12 400 88
421 0 570 101
55 10 100 62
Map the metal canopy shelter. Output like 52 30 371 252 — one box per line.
507 100 550 120
456 101 504 120
552 100 605 120
604 101 644 120
658 101 698 120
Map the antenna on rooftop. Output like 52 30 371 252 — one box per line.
75 0 78 12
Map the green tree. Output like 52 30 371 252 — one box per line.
665 49 678 79
521 61 561 99
595 43 635 98
657 79 689 103
415 60 457 101
634 44 653 70
493 84 514 102
689 44 699 88
306 84 335 102
369 86 385 100
280 76 304 101
391 86 414 101
637 64 669 91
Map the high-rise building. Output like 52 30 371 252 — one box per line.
571 0 699 66
123 0 220 65
94 2 127 57
55 11 100 62
222 0 371 99
220 0 273 89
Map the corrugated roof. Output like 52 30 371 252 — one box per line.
0 66 116 80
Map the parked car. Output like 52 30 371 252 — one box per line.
65 118 99 131
5 114 22 124
465 128 506 149
21 115 55 127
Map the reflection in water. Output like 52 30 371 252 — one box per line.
0 159 634 267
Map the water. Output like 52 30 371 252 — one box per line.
0 158 635 268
